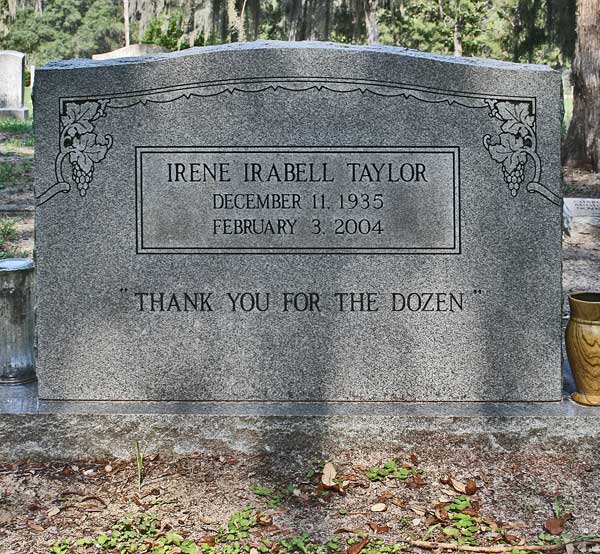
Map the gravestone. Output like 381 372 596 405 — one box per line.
564 197 600 219
0 50 28 120
92 44 168 60
34 41 563 403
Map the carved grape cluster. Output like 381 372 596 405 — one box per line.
484 100 535 199
72 162 95 196
60 100 112 197
502 160 525 196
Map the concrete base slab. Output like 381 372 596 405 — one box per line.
0 107 28 120
1 369 599 462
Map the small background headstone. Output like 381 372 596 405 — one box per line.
563 197 600 219
92 44 168 60
0 50 29 120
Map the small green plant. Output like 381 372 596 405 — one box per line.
250 484 273 496
0 219 18 242
250 484 285 507
0 219 25 260
366 460 422 482
447 495 471 512
48 539 71 554
216 508 258 543
280 534 312 554
552 496 565 519
50 513 198 553
440 496 484 546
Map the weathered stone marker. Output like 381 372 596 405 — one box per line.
0 50 29 120
0 259 35 384
91 43 168 61
564 197 600 219
34 42 562 402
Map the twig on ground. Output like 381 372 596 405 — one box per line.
410 538 600 552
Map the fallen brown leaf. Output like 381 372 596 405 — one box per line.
81 495 107 507
347 536 369 554
463 507 480 518
258 513 273 526
545 518 566 536
25 520 45 532
434 503 449 522
369 521 391 534
450 478 467 494
410 505 427 516
406 475 426 489
322 462 337 489
370 503 387 512
465 479 478 495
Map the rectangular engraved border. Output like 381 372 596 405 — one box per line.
135 146 461 255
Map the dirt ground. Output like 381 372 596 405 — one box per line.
563 168 600 198
1 444 600 554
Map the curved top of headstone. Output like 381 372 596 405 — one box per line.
42 40 555 72
0 50 26 59
92 43 169 61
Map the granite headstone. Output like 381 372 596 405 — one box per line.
34 42 563 402
0 50 28 120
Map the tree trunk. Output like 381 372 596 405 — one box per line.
123 0 130 46
453 17 463 56
564 0 600 171
364 0 379 45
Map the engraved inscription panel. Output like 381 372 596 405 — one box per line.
137 147 460 254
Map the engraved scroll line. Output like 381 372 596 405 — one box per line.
37 78 559 207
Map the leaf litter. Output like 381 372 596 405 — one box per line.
0 445 598 553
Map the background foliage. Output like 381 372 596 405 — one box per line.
0 0 576 68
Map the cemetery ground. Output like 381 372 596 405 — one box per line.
1 439 600 554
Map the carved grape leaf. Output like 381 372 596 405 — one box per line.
486 133 528 173
68 133 110 173
496 102 534 137
61 102 101 137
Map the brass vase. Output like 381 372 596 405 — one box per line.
566 292 600 406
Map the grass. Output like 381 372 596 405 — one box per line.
25 85 33 114
0 93 34 190
0 217 27 259
0 159 33 190
0 117 32 133
49 507 600 554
